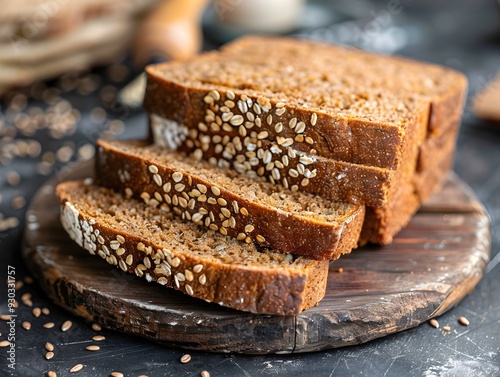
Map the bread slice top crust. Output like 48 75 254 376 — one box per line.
95 139 365 260
56 180 329 315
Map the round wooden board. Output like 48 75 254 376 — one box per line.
22 161 491 354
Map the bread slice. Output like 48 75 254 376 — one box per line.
95 139 365 260
56 180 329 315
144 48 428 170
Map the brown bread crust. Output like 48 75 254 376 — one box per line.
56 181 329 315
95 139 365 260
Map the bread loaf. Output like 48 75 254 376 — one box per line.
56 180 329 315
95 139 365 260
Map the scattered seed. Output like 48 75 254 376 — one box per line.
92 335 105 341
180 354 191 363
110 373 124 377
0 340 10 347
0 315 11 321
85 345 100 351
45 342 54 351
32 308 41 317
42 308 50 315
69 364 84 373
458 316 470 326
61 320 73 332
201 371 210 377
47 371 57 377
429 319 439 328
45 351 54 360
442 325 451 331
91 323 102 331
22 321 31 330
43 322 55 329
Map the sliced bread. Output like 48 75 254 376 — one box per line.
95 139 365 260
56 180 329 315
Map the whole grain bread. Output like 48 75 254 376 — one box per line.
95 139 365 260
56 180 329 315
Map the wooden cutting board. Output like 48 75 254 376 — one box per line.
22 161 491 354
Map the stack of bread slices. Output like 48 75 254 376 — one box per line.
57 36 467 315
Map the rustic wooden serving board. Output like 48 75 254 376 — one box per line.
22 161 491 354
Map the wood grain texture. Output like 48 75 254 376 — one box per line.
22 161 491 354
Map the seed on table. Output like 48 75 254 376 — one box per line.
43 322 55 329
110 372 124 377
91 323 102 331
442 325 451 331
61 320 72 332
32 308 41 317
69 364 84 373
45 351 54 360
458 316 470 326
0 315 11 321
45 342 54 351
21 293 31 301
42 308 50 315
201 371 210 377
15 281 24 290
24 276 34 284
47 371 57 377
92 335 105 341
180 354 191 363
85 345 100 351
0 340 10 347
22 321 31 330
429 319 439 328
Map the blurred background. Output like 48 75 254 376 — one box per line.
0 1 499 376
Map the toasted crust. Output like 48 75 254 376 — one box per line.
95 139 365 260
56 180 329 315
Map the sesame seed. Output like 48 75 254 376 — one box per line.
301 178 310 186
32 307 41 317
310 113 318 126
86 345 100 351
47 371 57 377
69 364 84 373
253 103 262 115
289 169 299 178
458 316 469 326
240 207 249 216
209 90 220 100
137 242 145 251
45 342 55 351
0 341 10 347
257 131 268 139
199 274 207 285
92 335 106 341
297 164 305 175
203 95 214 104
221 208 231 218
175 183 185 192
217 198 227 206
295 122 306 134
22 321 31 330
116 235 125 244
226 90 235 100
256 235 266 243
61 320 73 332
43 322 55 329
110 373 124 377
109 240 120 250
153 174 162 186
211 186 221 196
245 224 255 233
185 284 194 295
276 108 286 116
91 323 102 331
148 165 159 174
237 100 248 113
429 319 439 328
219 227 228 235
180 354 191 363
267 114 273 125
225 100 235 108
275 122 284 133
193 264 204 273
443 325 451 332
171 257 181 268
172 172 183 182
305 136 314 144
45 351 54 360
221 112 233 122
300 156 315 165
230 115 244 126
201 371 210 377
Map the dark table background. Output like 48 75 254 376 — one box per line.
1 1 500 376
